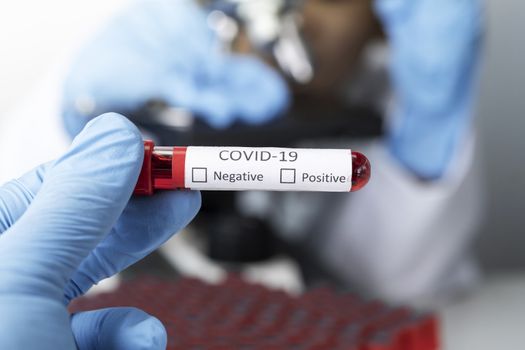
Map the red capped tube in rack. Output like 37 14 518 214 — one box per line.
134 140 371 195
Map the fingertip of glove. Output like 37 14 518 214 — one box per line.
83 113 142 146
72 307 167 350
183 190 202 221
157 190 202 224
135 190 201 236
70 112 143 167
116 308 167 349
139 314 167 349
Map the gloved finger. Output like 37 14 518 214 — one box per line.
64 190 200 302
0 163 50 234
71 307 166 350
0 113 143 299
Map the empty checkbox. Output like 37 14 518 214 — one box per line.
192 167 208 183
280 168 296 184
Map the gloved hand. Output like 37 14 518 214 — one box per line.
62 0 289 138
0 113 201 349
375 0 484 179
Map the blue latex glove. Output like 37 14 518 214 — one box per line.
62 0 289 138
0 113 201 349
375 0 484 179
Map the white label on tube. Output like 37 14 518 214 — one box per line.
184 147 352 192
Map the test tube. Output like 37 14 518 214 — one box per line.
134 140 370 195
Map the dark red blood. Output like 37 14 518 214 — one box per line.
69 276 438 350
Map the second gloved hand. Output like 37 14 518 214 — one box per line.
0 113 201 349
375 0 484 179
62 0 290 137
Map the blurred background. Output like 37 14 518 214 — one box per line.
1 0 524 349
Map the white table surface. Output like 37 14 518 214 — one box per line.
442 274 525 350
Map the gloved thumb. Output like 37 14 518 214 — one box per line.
71 307 167 350
0 113 143 300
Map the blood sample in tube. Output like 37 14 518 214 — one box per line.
134 141 370 195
